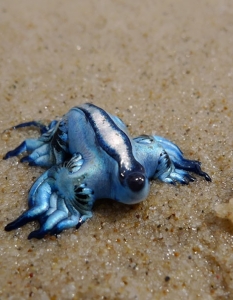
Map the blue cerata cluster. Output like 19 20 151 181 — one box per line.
4 103 211 239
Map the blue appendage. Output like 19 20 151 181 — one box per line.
3 118 68 167
153 135 211 182
5 154 94 239
12 120 58 134
134 135 211 185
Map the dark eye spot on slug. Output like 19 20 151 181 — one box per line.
127 173 146 192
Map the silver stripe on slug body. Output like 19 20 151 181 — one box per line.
76 103 144 180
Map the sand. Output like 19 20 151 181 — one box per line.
0 1 233 299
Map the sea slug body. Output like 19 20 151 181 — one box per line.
3 103 211 239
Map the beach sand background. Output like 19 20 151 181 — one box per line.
0 1 233 299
